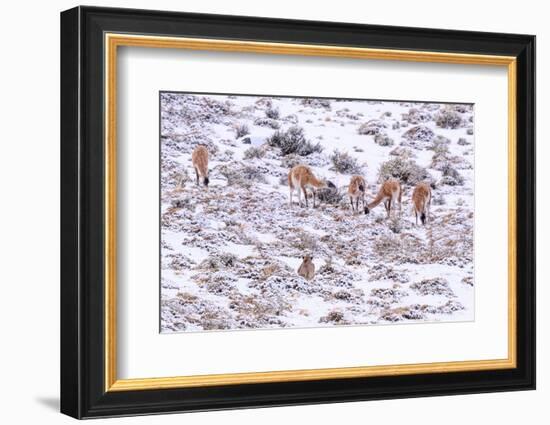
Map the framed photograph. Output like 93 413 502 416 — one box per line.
60 6 536 419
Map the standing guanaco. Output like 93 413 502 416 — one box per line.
348 175 366 212
288 165 329 208
364 179 402 218
297 255 315 280
191 145 209 186
412 182 432 225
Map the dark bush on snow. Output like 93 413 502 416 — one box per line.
254 117 280 129
330 150 362 174
440 164 464 186
358 119 387 135
316 184 342 204
435 107 463 129
301 98 332 109
378 157 430 186
267 126 323 156
219 163 267 186
374 133 394 146
402 125 435 143
243 146 265 160
234 123 249 138
265 106 280 120
402 108 432 124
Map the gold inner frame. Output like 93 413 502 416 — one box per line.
104 33 517 392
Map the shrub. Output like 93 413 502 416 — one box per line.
267 126 323 156
428 135 451 152
435 107 463 129
330 150 362 174
387 215 403 234
440 163 464 186
410 278 455 298
402 108 432 124
358 119 387 135
457 137 470 145
243 146 265 160
466 127 474 135
219 163 267 186
280 153 301 169
402 125 435 143
283 114 298 124
234 123 249 138
453 104 472 113
316 185 343 204
301 98 332 109
319 310 346 324
374 133 394 146
254 117 280 129
265 106 280 119
378 157 430 186
389 146 416 159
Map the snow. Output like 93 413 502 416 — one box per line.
159 92 475 333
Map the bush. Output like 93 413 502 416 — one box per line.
457 137 470 146
316 185 343 204
358 119 387 135
410 278 455 298
440 164 464 186
402 125 435 143
301 98 332 109
330 150 362 174
389 146 416 159
219 163 267 186
243 146 265 160
378 157 430 186
374 133 394 146
265 106 280 119
254 117 280 129
402 108 432 124
234 123 249 138
267 126 323 156
428 135 451 152
435 107 463 129
466 127 474 135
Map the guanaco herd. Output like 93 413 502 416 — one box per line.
191 145 433 225
191 144 433 282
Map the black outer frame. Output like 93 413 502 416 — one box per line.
60 5 535 419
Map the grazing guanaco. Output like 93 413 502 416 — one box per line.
348 175 366 212
412 182 432 225
288 165 330 208
191 145 209 186
297 255 315 280
364 179 402 218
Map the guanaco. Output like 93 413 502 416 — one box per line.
412 182 432 225
348 175 366 212
191 145 209 186
297 255 315 280
364 179 402 218
288 165 329 208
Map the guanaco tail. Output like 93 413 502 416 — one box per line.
364 179 402 218
288 165 332 208
348 175 366 212
191 145 209 186
412 182 432 225
297 255 315 280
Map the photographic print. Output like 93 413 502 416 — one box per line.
160 92 475 333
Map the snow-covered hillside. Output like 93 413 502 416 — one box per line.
160 92 475 333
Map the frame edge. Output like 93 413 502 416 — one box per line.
60 6 83 420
